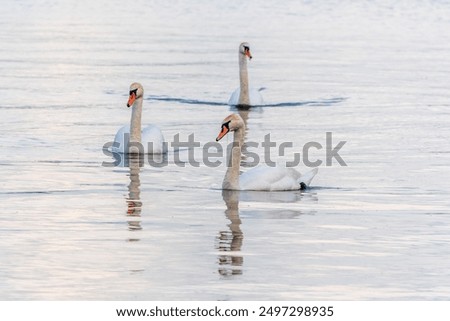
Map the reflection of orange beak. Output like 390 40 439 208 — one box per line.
245 49 252 60
127 93 136 107
216 126 230 141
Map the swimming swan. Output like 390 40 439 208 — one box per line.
113 82 167 154
228 42 264 107
216 114 318 191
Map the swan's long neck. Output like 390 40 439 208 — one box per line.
222 127 244 190
130 97 143 143
238 54 250 106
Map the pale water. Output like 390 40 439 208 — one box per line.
1 0 450 300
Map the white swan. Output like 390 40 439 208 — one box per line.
113 82 167 154
228 42 264 107
216 114 318 191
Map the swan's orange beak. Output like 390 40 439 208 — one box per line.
127 92 136 107
245 48 252 60
216 125 230 141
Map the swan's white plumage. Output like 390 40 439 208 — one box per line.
228 87 264 106
113 124 166 154
239 166 318 191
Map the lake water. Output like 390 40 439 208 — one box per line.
1 0 450 300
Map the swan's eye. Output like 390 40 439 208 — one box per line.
129 88 138 96
222 120 231 129
243 46 249 52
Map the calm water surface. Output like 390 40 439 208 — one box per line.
1 0 450 300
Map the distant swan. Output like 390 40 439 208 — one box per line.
228 42 264 107
216 114 318 191
113 82 167 154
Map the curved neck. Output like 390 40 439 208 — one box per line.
222 127 244 190
238 54 250 106
130 97 143 143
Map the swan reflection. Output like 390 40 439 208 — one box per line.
239 190 318 219
126 154 143 233
217 190 244 276
217 189 318 276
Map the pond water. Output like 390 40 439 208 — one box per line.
1 0 450 300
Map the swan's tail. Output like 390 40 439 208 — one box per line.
298 168 319 188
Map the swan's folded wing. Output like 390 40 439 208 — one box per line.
228 87 264 106
142 125 167 154
249 88 264 106
228 88 240 106
239 166 300 191
298 168 319 186
112 125 130 154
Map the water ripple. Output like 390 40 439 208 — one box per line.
147 95 347 107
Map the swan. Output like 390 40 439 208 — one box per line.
228 42 264 107
113 82 167 154
215 114 318 191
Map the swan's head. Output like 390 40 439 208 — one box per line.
127 82 144 107
239 42 252 60
216 114 245 141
